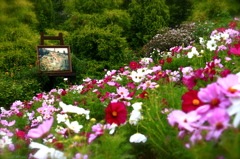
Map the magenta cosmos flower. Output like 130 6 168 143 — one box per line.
105 102 127 126
228 41 240 55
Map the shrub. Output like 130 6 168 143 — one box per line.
0 71 41 109
142 22 196 56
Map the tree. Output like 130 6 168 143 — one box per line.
127 0 170 49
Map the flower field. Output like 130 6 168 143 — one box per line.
1 18 240 159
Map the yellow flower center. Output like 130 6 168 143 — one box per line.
228 87 238 93
112 111 117 117
192 99 200 106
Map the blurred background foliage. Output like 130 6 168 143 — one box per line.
0 0 240 108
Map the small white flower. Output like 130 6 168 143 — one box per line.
206 39 217 51
139 57 153 65
129 102 143 125
129 133 147 143
55 125 65 133
109 123 118 135
36 116 43 122
199 37 205 45
132 102 142 110
73 85 84 94
187 47 199 58
57 114 69 123
227 97 240 127
83 77 91 82
0 136 12 149
129 110 142 125
65 120 83 133
130 71 145 83
59 102 90 120
29 142 66 159
63 78 68 81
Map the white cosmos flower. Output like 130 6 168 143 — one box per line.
109 123 118 135
139 57 153 65
130 71 145 83
210 34 221 41
137 68 153 76
227 97 240 128
199 37 205 45
29 142 66 159
59 102 90 120
206 39 217 51
129 110 142 125
132 102 142 110
0 136 12 149
36 116 43 122
65 120 83 133
74 85 84 93
187 47 199 58
129 102 143 125
56 114 69 124
221 32 229 41
129 133 147 143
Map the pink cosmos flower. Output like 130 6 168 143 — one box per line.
88 123 111 143
1 120 15 127
205 108 230 141
228 41 240 55
73 153 88 159
138 80 157 90
182 67 194 79
167 110 201 132
27 117 54 139
217 74 240 97
224 56 232 61
116 87 132 100
198 82 231 109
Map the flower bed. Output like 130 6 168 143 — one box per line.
1 19 240 159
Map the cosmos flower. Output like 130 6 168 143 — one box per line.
129 61 139 70
187 47 199 58
167 110 201 132
198 82 231 109
129 133 147 143
205 108 230 141
59 102 90 120
29 142 66 159
228 41 240 55
227 97 240 127
65 120 83 133
27 117 54 139
206 39 217 51
129 102 143 125
105 102 127 126
116 87 132 100
182 90 204 113
217 74 240 97
130 70 145 83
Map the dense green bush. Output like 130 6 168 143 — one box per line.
188 0 240 21
0 66 42 108
127 0 170 49
166 0 193 27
